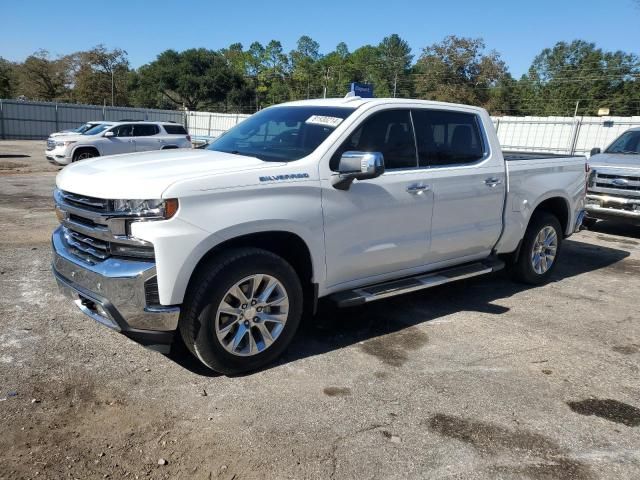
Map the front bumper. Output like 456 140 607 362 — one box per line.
585 194 640 224
45 147 71 165
51 226 180 351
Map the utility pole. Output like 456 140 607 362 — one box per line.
393 71 398 98
111 69 115 107
323 67 332 99
573 100 580 117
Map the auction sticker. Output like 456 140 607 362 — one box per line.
305 115 344 128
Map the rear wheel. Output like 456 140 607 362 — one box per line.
510 212 562 285
179 248 303 374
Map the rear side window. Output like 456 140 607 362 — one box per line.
133 124 160 136
163 124 188 135
412 110 486 167
331 110 417 170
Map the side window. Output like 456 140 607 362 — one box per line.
412 110 485 167
330 110 417 171
112 124 134 137
133 124 159 136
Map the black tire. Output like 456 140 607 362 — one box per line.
179 248 303 375
582 216 598 229
73 149 98 162
509 212 563 285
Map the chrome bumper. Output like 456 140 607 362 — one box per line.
585 194 640 222
52 226 180 338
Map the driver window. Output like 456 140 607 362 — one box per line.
330 110 417 170
113 124 133 137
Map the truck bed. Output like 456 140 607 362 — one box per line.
503 151 583 162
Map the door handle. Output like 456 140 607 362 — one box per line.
406 184 430 195
485 177 502 187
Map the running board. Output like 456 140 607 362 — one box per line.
330 258 505 308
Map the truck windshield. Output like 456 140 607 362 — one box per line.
207 106 356 162
606 131 640 154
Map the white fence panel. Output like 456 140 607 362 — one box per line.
185 111 250 138
492 115 640 156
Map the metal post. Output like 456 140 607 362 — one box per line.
573 100 580 118
55 103 59 132
111 70 115 107
569 117 582 156
208 114 212 137
0 99 5 140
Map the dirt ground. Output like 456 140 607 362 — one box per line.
0 140 639 480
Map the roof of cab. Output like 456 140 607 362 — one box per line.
277 96 486 113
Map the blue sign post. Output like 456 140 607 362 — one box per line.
350 82 374 98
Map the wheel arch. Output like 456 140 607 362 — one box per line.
179 229 318 312
71 145 100 160
530 195 571 236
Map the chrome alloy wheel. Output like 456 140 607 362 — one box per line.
215 274 289 356
530 226 558 275
75 152 94 161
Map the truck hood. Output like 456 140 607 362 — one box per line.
590 153 640 170
56 149 284 199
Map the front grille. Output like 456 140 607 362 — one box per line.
591 171 640 196
63 228 111 261
60 191 110 212
46 139 55 151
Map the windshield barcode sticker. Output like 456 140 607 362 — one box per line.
305 115 344 128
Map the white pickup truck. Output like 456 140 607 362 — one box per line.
51 98 586 374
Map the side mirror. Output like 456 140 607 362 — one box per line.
104 131 115 138
590 147 601 156
332 151 385 190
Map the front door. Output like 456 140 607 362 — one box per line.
321 109 434 288
102 124 135 156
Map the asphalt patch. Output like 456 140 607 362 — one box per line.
567 399 640 427
359 326 428 367
323 387 351 397
428 414 592 479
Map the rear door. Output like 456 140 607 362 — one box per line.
321 108 435 288
132 124 161 152
412 108 505 265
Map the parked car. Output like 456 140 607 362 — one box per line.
45 121 192 165
50 98 586 374
585 127 640 227
49 121 110 138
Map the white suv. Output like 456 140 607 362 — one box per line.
46 121 192 165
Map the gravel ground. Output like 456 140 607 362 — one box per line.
0 140 639 480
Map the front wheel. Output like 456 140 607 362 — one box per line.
179 248 303 374
509 212 563 285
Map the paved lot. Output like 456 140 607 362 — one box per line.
0 140 639 479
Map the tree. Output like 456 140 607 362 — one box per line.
0 57 17 98
290 36 321 99
16 50 70 101
72 45 130 106
136 48 247 111
414 36 510 110
521 40 640 116
378 34 413 97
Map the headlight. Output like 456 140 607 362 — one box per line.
112 198 179 219
55 140 77 147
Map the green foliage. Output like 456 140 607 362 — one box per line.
0 57 17 98
4 37 639 116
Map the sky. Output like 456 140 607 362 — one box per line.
1 0 638 77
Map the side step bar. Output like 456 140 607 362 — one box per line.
330 257 505 308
